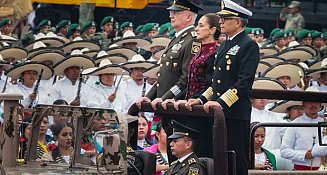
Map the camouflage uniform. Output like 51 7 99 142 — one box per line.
279 11 305 35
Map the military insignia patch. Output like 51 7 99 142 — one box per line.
191 31 197 37
191 42 201 54
188 167 199 175
172 43 182 53
227 45 240 55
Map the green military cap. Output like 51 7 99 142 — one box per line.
120 21 133 31
142 23 159 33
101 16 114 26
56 20 71 31
0 18 12 27
284 29 295 37
168 28 176 38
254 28 264 35
135 25 144 35
269 28 281 39
81 21 96 33
297 29 311 41
66 23 80 38
245 27 255 35
311 31 323 40
272 31 287 41
38 20 52 29
168 120 200 139
158 23 171 35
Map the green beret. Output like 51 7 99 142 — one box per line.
272 31 287 40
135 25 144 34
254 28 264 35
81 21 96 33
159 23 171 35
269 28 282 38
56 20 71 31
169 29 176 38
297 29 312 41
38 20 52 29
66 23 80 38
0 18 12 27
245 27 255 35
120 21 133 31
312 31 323 40
101 16 114 26
284 29 295 37
142 23 159 33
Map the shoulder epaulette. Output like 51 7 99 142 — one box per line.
188 157 197 165
170 160 178 166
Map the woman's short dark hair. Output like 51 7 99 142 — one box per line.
203 13 221 40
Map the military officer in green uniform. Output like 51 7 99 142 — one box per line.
279 1 305 35
120 22 134 36
142 23 159 38
297 29 312 46
97 16 115 49
66 23 81 41
166 120 206 175
80 21 96 40
0 18 18 39
21 19 52 46
56 20 71 37
158 23 172 37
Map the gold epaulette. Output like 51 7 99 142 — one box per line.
220 88 239 107
202 87 213 101
188 157 197 164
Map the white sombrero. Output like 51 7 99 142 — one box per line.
260 56 285 65
143 64 160 78
259 47 278 57
25 32 66 51
61 37 100 54
144 36 171 51
270 100 303 113
83 49 99 58
5 61 53 80
0 33 17 45
252 77 287 90
292 45 318 57
0 54 12 69
28 41 62 57
113 30 151 50
256 61 271 77
53 50 96 76
122 54 156 69
106 46 138 60
0 46 28 63
276 48 313 62
94 50 128 64
83 59 128 76
308 58 327 80
27 50 65 65
154 48 166 59
309 60 322 70
262 62 305 87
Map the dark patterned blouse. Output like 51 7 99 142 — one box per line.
186 42 218 99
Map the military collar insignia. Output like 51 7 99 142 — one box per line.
188 157 197 164
191 31 197 38
227 45 240 55
191 41 201 54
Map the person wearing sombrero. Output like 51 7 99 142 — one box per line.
119 54 155 113
146 36 171 61
5 61 53 108
55 20 71 37
50 50 98 107
0 46 28 64
83 59 128 111
251 77 287 150
270 100 303 122
281 86 325 171
112 30 151 51
308 58 327 92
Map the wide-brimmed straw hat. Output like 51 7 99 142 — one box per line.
106 46 138 60
308 58 327 80
83 59 128 76
25 32 65 51
309 59 322 69
256 61 271 77
143 64 160 78
262 62 305 87
252 77 287 90
122 54 156 69
276 48 313 62
26 50 65 65
144 36 171 51
153 48 166 59
260 56 285 65
0 46 28 63
5 61 53 80
259 47 278 57
28 41 62 57
270 100 303 113
291 45 318 57
61 37 100 54
53 50 96 76
0 54 11 69
94 50 128 64
112 30 151 50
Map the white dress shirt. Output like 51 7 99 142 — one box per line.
280 114 323 167
312 136 327 157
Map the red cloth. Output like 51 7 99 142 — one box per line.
293 164 319 170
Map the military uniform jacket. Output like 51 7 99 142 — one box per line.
166 153 206 175
199 31 260 120
146 27 198 100
279 12 305 35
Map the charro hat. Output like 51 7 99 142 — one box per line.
0 54 11 69
25 32 66 51
112 30 151 50
276 48 313 62
101 16 114 26
83 59 128 76
53 50 96 76
288 1 300 8
56 20 71 31
270 100 302 113
26 50 65 65
122 54 155 69
291 45 317 57
106 46 138 60
217 0 252 18
0 46 28 63
143 64 160 78
5 61 53 80
256 61 271 77
168 120 200 139
259 47 278 57
308 58 327 80
260 56 285 65
167 0 203 14
262 62 305 88
145 36 171 51
94 50 128 64
61 37 100 54
252 77 287 90
154 48 166 58
309 60 322 70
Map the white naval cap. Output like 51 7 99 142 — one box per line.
217 0 252 18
